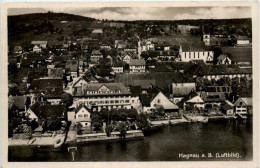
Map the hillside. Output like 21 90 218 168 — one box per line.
8 12 97 49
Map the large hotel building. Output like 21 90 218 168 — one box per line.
73 83 132 111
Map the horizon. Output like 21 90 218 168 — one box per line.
8 7 252 21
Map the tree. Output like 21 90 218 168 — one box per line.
118 122 127 139
91 113 103 132
100 108 110 122
105 124 113 137
76 123 83 135
61 93 73 107
136 113 150 132
29 119 38 131
44 117 62 131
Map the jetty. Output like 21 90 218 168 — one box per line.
77 130 144 143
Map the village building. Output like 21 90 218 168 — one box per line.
217 54 232 65
171 82 196 103
178 92 205 110
30 103 66 119
92 29 103 34
31 41 48 49
203 65 252 80
65 61 78 79
122 51 134 64
112 61 124 73
179 43 214 63
129 59 146 73
48 68 63 78
140 88 179 116
157 51 176 62
33 45 42 53
73 83 132 111
221 100 234 116
221 47 252 66
90 50 103 64
132 79 155 94
29 77 63 103
67 104 92 127
236 36 250 46
233 97 252 115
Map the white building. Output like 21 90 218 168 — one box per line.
179 44 214 63
73 83 132 112
233 97 252 115
236 36 250 45
129 59 146 73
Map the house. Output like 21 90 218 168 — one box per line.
13 46 23 53
129 59 146 73
179 43 214 63
33 45 42 53
112 61 124 73
233 97 252 115
48 68 63 78
72 77 89 88
217 54 231 65
73 83 132 111
30 103 66 119
221 100 234 116
221 47 252 66
26 108 38 122
44 87 63 104
132 79 155 94
100 44 111 50
172 82 196 103
67 104 91 127
201 92 227 107
178 92 205 110
29 77 63 95
122 52 133 64
90 50 103 64
65 61 78 79
203 65 252 80
140 88 179 115
203 34 211 46
236 36 250 45
157 51 176 62
183 60 209 78
92 29 103 34
78 60 84 75
31 41 48 48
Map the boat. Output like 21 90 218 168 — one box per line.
54 138 65 149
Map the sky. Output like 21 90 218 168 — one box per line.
8 7 252 20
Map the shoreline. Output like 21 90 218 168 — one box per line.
8 115 248 147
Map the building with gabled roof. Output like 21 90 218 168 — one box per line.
177 92 205 110
172 82 196 104
67 104 92 127
217 54 231 65
129 59 146 73
179 43 214 63
73 83 131 111
233 97 252 115
30 104 66 119
31 41 48 47
140 87 179 114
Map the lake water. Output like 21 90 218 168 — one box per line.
9 118 253 161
